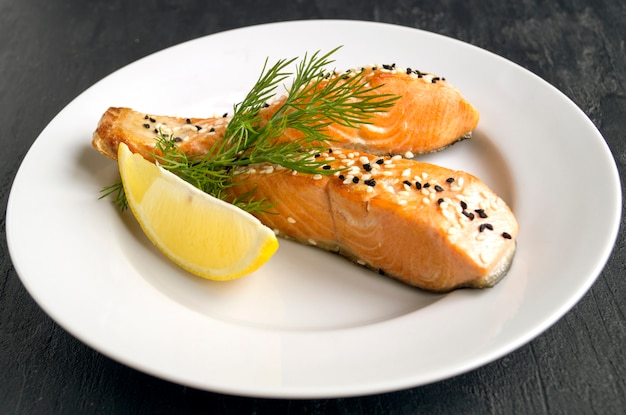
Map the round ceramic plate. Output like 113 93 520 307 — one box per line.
6 20 621 398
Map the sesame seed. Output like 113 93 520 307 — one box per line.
479 223 494 232
403 180 412 187
401 168 411 177
322 165 331 170
423 183 431 188
434 185 444 192
475 209 488 218
376 158 384 165
313 174 323 180
287 217 296 224
352 176 360 184
422 197 430 204
446 177 455 183
186 118 191 124
364 178 376 186
143 123 150 129
462 210 475 220
437 198 444 205
308 239 317 246
502 232 512 239
404 151 414 159
460 201 468 210
363 163 372 171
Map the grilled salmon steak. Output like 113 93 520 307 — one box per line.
228 150 518 291
92 66 479 161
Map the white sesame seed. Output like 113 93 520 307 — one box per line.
398 199 408 206
391 154 402 160
404 151 415 159
287 217 296 224
291 170 298 175
383 164 396 169
313 174 323 180
401 168 411 177
422 197 430 204
458 177 465 186
357 259 366 265
308 239 317 246
359 156 369 164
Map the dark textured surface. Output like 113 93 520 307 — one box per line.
1 1 624 413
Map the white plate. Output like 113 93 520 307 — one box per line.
6 20 621 398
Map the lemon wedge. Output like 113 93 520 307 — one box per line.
117 143 278 280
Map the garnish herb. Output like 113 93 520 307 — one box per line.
101 47 399 212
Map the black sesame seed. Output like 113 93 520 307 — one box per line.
174 137 182 142
446 177 455 183
149 117 156 123
434 185 444 192
143 123 150 129
362 163 371 172
502 232 512 239
479 223 494 232
222 113 228 117
406 68 412 75
462 211 475 220
144 115 149 120
378 269 386 275
338 174 345 181
153 128 158 133
209 127 215 133
314 153 321 158
364 179 376 187
352 176 360 184
423 183 431 188
383 64 393 70
403 180 412 187
195 125 202 131
322 165 331 170
328 148 333 153
432 77 440 83
437 198 444 205
460 201 468 210
415 182 422 190
474 209 488 219
376 158 384 165
186 118 191 124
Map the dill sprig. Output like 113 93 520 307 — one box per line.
102 47 399 213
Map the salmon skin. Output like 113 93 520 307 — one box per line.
229 150 518 292
92 65 479 161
